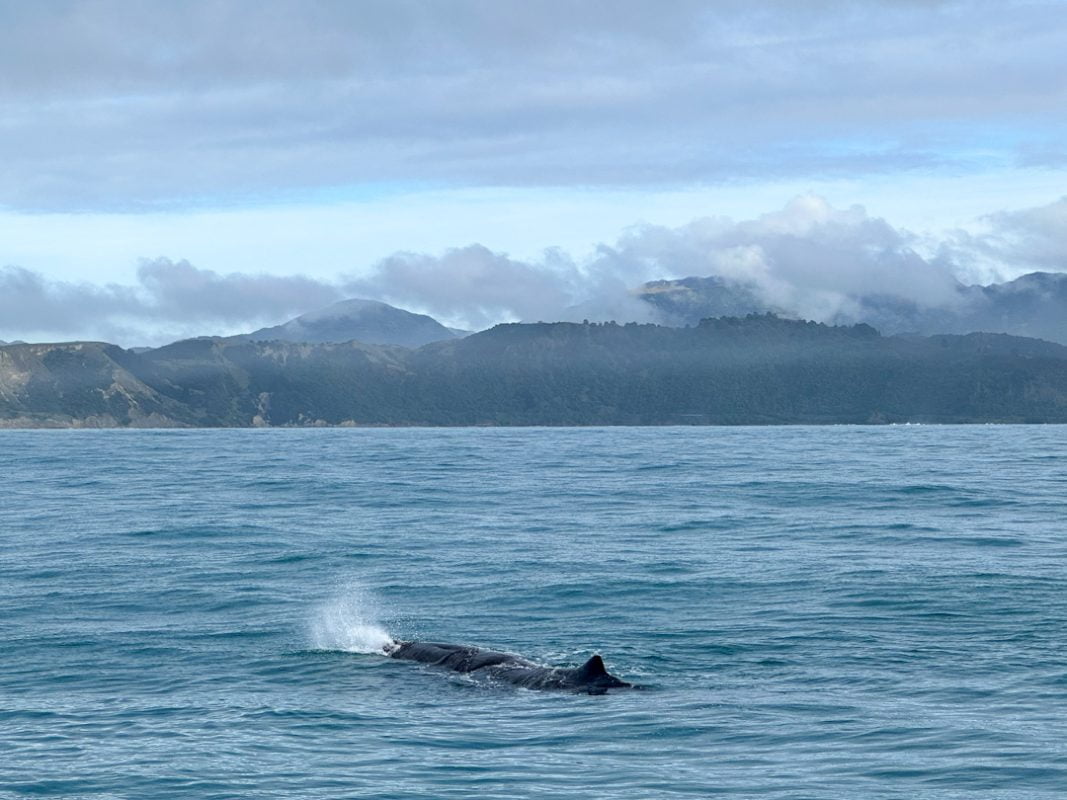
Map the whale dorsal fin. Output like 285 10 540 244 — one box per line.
577 654 607 680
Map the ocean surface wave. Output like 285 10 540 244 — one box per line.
2 426 1066 798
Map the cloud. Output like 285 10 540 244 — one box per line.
347 194 1067 329
974 197 1067 273
346 196 980 328
346 242 667 329
934 195 1067 283
4 195 1064 345
345 245 578 330
2 1 1065 211
0 259 342 345
137 259 340 323
584 196 964 322
0 266 141 339
0 246 657 345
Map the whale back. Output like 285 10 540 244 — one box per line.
387 639 632 692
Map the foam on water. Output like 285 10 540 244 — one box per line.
308 584 393 654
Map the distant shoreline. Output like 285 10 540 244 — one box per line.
4 317 1067 427
2 421 1064 431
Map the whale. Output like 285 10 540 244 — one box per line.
384 640 633 694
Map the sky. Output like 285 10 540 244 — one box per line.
2 0 1066 345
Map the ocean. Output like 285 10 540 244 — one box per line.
2 426 1066 798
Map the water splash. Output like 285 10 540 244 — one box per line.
309 585 393 654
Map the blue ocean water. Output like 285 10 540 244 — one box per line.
2 426 1066 799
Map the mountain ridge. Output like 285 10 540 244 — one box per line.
236 297 460 348
3 316 1066 428
636 271 1067 345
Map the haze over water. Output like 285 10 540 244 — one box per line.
3 427 1066 798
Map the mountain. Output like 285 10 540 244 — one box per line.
238 298 460 348
967 271 1067 343
637 271 1067 345
638 276 772 322
0 337 410 428
0 341 193 427
4 316 1067 427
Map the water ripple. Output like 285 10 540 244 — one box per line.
2 426 1066 798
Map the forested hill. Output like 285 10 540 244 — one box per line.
2 315 1067 427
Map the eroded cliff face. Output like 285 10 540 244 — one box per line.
0 342 189 427
0 337 413 428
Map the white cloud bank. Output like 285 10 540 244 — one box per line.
3 196 1064 346
0 259 344 346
